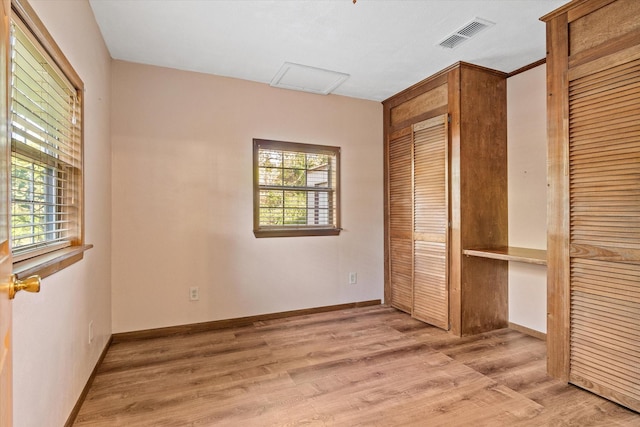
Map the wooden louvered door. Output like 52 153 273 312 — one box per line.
568 57 640 411
388 127 413 313
387 115 450 329
412 115 449 329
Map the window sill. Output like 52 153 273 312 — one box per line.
254 228 341 238
13 244 94 280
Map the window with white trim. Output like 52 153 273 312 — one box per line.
10 9 83 263
253 139 340 238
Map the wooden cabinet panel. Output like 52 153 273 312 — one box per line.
569 0 640 56
390 84 447 127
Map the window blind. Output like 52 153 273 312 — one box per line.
10 17 82 260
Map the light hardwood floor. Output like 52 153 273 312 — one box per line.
74 305 639 426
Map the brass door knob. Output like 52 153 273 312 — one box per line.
9 274 41 299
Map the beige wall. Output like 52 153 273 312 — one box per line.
11 1 112 426
111 61 384 333
506 64 547 333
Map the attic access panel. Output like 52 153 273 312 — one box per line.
270 62 349 95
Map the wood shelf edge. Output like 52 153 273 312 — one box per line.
463 246 547 266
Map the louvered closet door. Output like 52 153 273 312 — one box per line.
388 127 413 313
568 57 640 411
412 115 449 329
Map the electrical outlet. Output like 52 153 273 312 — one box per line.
189 286 199 301
349 272 357 285
88 321 94 345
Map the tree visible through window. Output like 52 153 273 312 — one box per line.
253 139 340 237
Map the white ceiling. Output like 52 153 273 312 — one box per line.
88 0 570 102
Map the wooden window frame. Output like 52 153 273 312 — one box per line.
253 139 341 238
10 0 90 280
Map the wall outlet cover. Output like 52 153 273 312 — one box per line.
349 272 357 284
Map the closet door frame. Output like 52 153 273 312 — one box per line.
545 6 572 381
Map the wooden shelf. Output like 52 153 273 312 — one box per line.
463 246 547 266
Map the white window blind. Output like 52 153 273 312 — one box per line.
10 17 82 260
253 139 340 237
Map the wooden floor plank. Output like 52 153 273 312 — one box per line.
73 305 639 426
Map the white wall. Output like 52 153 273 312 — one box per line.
111 61 384 333
11 1 112 426
506 64 547 333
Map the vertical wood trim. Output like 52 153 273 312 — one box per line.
252 140 260 233
410 122 416 316
444 115 450 330
383 105 391 306
447 67 461 336
0 1 11 425
546 11 571 381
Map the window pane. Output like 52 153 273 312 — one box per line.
260 207 284 225
308 189 331 225
284 190 306 208
258 150 282 167
310 190 330 209
283 168 305 187
259 167 282 186
283 151 306 169
284 191 306 225
307 169 328 187
306 153 329 169
259 190 283 208
283 208 307 225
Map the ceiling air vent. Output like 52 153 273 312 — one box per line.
438 18 495 49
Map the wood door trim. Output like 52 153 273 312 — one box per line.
545 9 571 381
